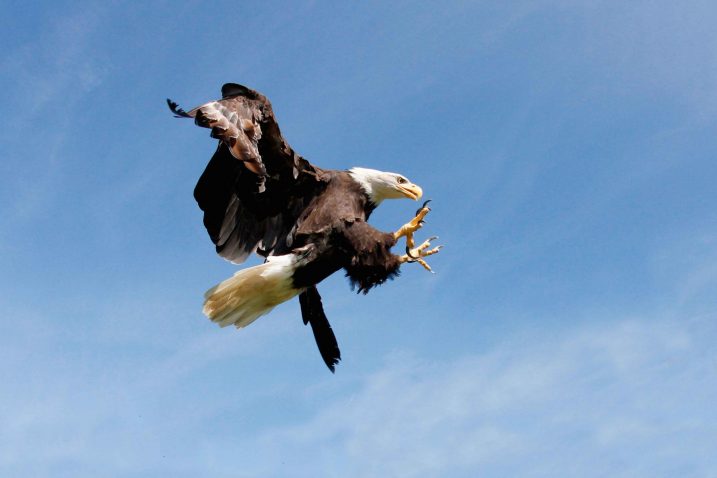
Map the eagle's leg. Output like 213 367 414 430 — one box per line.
399 236 443 272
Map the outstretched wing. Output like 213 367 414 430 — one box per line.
169 83 326 263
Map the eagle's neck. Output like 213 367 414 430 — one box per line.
348 167 384 206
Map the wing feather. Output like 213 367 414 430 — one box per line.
177 84 326 263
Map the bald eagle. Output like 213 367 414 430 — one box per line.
168 83 441 372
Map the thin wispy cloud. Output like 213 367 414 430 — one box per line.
250 315 716 478
0 6 109 226
1 8 106 115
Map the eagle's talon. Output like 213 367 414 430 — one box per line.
416 258 433 272
394 202 432 241
415 199 432 216
399 236 442 271
396 200 440 271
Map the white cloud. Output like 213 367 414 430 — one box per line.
5 305 714 477
251 315 717 478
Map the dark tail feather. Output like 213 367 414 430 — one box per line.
299 286 341 373
166 98 192 118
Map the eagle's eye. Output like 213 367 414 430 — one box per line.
397 177 407 184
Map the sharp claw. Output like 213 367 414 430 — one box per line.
427 236 438 242
415 199 432 216
416 258 433 272
406 246 418 259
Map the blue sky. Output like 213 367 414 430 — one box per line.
1 1 716 476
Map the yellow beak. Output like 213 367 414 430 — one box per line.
399 183 423 200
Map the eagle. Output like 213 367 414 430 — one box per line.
167 83 441 372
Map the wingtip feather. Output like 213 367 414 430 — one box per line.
166 98 192 118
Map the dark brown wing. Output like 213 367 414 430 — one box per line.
169 83 303 190
170 83 327 263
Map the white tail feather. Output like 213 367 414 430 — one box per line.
203 254 301 329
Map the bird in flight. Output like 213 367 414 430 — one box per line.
168 83 441 372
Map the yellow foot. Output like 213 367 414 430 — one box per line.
394 200 442 272
393 200 432 242
399 236 443 273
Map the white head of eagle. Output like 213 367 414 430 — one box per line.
167 82 441 373
348 167 423 205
